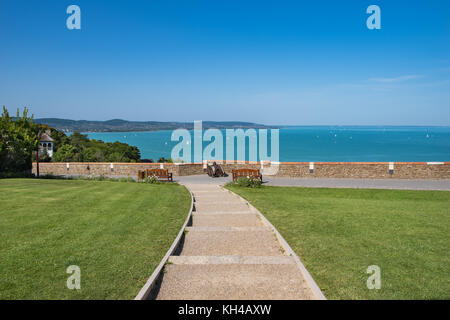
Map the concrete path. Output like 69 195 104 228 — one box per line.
176 175 450 191
152 183 317 300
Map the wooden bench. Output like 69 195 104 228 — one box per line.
146 168 173 182
137 170 146 181
232 168 262 182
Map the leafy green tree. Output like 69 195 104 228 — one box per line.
108 152 127 162
38 149 52 162
157 157 173 163
1 107 142 169
80 148 96 162
48 128 69 152
69 132 89 149
0 106 38 174
49 131 141 162
52 144 78 162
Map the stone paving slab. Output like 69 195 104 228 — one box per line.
193 211 255 215
155 264 313 300
187 184 222 192
193 193 238 202
192 214 265 227
168 255 296 265
195 202 251 213
180 230 285 256
185 226 269 232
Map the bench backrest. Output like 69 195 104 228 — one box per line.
232 168 261 180
147 169 169 177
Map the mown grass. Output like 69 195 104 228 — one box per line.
226 185 450 300
0 178 191 299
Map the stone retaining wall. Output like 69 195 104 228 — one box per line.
32 161 450 179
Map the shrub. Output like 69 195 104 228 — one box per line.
142 174 161 184
0 172 35 179
39 174 68 179
232 176 262 188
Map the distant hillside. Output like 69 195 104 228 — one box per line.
34 118 275 132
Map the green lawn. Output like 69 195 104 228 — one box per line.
0 179 191 299
226 185 450 300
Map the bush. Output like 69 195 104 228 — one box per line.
232 176 262 188
142 174 161 184
39 174 70 179
0 172 35 179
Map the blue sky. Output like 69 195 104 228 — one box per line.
0 0 449 125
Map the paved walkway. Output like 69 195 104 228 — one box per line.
149 175 448 299
177 175 450 191
153 183 317 300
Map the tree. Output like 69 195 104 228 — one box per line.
80 148 96 162
157 157 173 163
69 131 89 149
0 106 38 174
52 144 78 162
38 149 52 162
48 128 69 152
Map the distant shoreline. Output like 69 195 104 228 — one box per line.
34 118 277 133
33 117 450 133
79 125 450 134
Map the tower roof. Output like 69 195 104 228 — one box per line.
40 132 53 142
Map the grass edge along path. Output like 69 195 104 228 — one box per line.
226 185 450 300
0 178 191 299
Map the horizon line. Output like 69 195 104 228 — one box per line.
33 117 450 128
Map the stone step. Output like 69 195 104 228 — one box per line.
185 226 268 232
168 255 296 265
155 264 313 300
193 193 239 202
192 192 234 199
179 230 285 256
193 211 255 216
195 202 251 214
185 185 222 193
192 214 265 227
190 189 222 194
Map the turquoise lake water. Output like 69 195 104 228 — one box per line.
86 126 450 162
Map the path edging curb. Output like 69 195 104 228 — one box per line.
134 186 194 300
224 187 327 300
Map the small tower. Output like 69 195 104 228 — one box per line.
39 130 54 158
